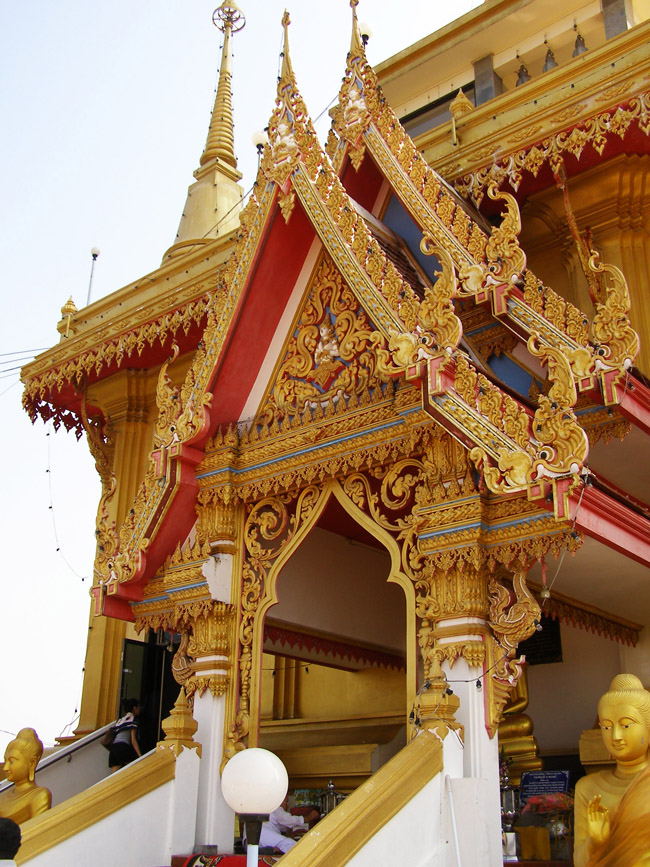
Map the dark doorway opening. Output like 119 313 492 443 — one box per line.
119 632 179 754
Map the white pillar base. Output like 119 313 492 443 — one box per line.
442 656 502 866
193 689 235 852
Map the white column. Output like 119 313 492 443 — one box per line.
192 553 237 852
193 690 235 851
442 655 502 866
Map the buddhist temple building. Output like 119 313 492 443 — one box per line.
15 0 650 863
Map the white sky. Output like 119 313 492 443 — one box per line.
0 0 481 755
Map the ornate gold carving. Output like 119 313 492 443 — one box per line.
197 494 238 553
179 600 234 699
437 641 486 668
226 486 325 757
23 293 213 434
484 182 526 280
185 601 233 657
589 252 640 374
455 92 650 201
258 254 382 423
454 330 587 501
293 162 420 337
489 570 540 656
331 1 372 170
258 12 322 223
171 632 193 687
417 243 462 353
527 335 589 479
509 124 543 143
485 635 526 738
198 385 428 504
154 343 181 448
581 407 630 446
482 569 540 737
159 687 201 757
187 674 229 698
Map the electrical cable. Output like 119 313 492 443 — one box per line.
45 422 90 581
0 379 20 398
0 348 48 357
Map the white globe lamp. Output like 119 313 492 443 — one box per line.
222 748 288 865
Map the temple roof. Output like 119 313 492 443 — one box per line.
20 4 650 621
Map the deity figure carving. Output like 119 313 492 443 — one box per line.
313 316 340 368
0 728 52 824
574 674 650 866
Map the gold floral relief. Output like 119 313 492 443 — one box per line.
456 92 650 203
527 336 589 479
589 252 640 373
258 254 383 425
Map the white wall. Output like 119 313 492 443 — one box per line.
527 621 622 753
273 527 404 651
347 735 502 867
620 626 650 684
25 749 200 867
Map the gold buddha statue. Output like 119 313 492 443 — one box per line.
0 728 51 824
574 674 650 867
498 663 542 785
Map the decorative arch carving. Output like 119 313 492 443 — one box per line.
224 477 415 760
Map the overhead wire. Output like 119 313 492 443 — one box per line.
45 420 90 582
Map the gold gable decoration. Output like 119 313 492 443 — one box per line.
257 253 384 426
327 11 640 407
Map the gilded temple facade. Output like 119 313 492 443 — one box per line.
18 0 650 863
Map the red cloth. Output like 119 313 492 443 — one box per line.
182 857 278 866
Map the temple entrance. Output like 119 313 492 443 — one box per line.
257 494 408 792
118 633 179 753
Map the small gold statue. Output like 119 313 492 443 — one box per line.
0 729 52 824
574 674 650 866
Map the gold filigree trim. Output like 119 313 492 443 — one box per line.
23 294 213 434
455 92 650 204
533 588 640 647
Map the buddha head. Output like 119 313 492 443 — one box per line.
598 674 650 766
3 728 44 786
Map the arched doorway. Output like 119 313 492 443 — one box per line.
237 478 416 789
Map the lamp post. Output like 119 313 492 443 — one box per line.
221 748 288 867
86 247 100 307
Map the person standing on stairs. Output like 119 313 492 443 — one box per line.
108 698 142 772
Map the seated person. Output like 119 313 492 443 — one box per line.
0 818 21 866
259 798 319 854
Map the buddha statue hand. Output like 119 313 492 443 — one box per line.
587 794 610 849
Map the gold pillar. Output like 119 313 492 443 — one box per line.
182 600 235 701
75 369 157 735
521 154 650 374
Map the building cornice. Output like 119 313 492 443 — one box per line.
414 21 650 182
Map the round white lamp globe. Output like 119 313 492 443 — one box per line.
221 748 288 815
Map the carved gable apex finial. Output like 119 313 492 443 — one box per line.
449 89 474 122
259 9 320 221
330 0 376 170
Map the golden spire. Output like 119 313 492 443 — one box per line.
168 2 245 253
200 1 246 169
280 10 294 83
349 0 364 58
